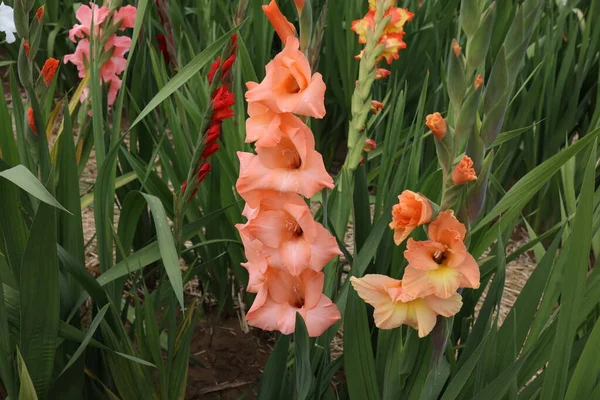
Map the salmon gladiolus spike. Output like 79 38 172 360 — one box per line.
236 119 334 200
350 274 462 337
389 190 433 245
245 37 326 118
246 268 340 337
238 191 341 276
402 211 480 299
452 155 477 185
41 58 59 85
262 0 297 43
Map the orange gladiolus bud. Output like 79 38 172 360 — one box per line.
41 58 59 85
474 74 483 89
262 0 297 43
452 39 462 56
376 68 391 80
363 138 377 152
294 0 305 12
27 108 37 135
452 155 477 185
425 112 446 140
371 100 384 114
23 41 30 57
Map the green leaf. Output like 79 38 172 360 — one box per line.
0 165 70 213
19 202 60 399
141 192 184 310
470 357 526 400
17 348 39 400
0 265 16 398
344 286 381 400
258 335 290 400
564 316 600 400
128 23 244 131
440 335 489 400
540 142 596 400
59 304 110 376
294 314 313 400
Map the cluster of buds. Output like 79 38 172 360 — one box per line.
344 0 414 171
181 34 238 201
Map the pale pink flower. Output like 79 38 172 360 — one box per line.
68 3 110 42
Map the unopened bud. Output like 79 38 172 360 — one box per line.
474 74 483 89
27 108 37 135
425 112 446 140
23 41 30 57
371 100 384 114
363 138 377 152
41 58 59 85
452 39 462 56
376 68 391 80
35 6 44 21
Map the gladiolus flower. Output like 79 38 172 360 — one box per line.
0 2 17 44
236 122 334 201
68 3 111 42
114 5 137 29
237 191 341 275
425 112 446 140
246 37 326 119
389 190 432 245
403 211 480 299
364 138 377 152
35 6 44 21
376 68 391 80
27 108 37 135
350 274 462 337
41 58 59 85
246 267 341 337
379 33 407 64
211 84 235 122
23 41 30 57
452 155 477 185
371 100 384 114
262 0 297 43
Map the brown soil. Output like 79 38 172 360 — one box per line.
186 318 274 400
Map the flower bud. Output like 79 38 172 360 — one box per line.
425 112 446 140
452 155 477 185
23 40 30 57
41 58 59 85
474 74 483 89
262 0 297 42
452 39 462 57
35 6 44 21
389 190 432 245
294 0 305 13
363 138 377 152
370 100 384 114
447 39 466 110
376 68 391 80
27 107 37 135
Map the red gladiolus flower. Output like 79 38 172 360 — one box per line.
182 162 212 200
211 85 235 122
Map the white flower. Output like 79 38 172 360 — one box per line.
0 2 17 44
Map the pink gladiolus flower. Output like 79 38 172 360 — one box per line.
236 118 334 200
114 5 137 29
350 274 462 337
68 3 110 42
237 191 340 276
246 267 340 337
402 211 480 299
245 37 326 119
